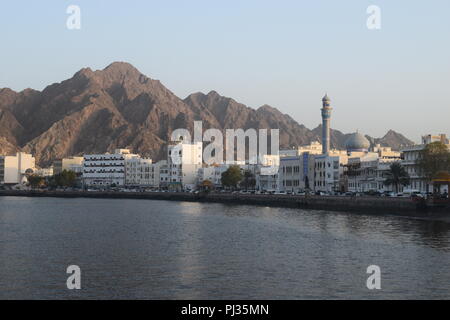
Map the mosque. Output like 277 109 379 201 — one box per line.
321 93 371 155
315 94 401 193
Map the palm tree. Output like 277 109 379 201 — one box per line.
383 162 410 193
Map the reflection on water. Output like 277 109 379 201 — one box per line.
0 197 449 299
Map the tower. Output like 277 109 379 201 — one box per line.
321 94 332 154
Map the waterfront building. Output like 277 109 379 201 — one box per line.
313 151 348 193
197 165 228 188
167 141 203 190
124 156 154 187
346 153 383 193
82 149 137 187
53 157 84 175
341 130 403 193
256 168 279 192
278 152 317 193
0 152 35 185
401 134 450 193
158 161 170 189
345 148 402 193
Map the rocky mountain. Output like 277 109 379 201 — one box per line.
0 62 414 166
369 130 415 150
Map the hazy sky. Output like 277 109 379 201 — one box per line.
1 1 449 142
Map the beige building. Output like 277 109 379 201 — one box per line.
0 152 36 185
279 141 323 158
53 157 84 175
125 157 167 188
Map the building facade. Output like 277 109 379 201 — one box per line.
53 157 84 175
313 153 347 193
82 149 136 187
0 152 36 185
167 142 203 190
125 156 154 187
401 134 450 193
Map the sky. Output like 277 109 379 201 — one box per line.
0 0 449 142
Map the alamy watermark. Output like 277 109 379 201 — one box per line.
170 121 279 174
66 265 81 290
367 5 381 30
66 5 81 30
366 265 381 290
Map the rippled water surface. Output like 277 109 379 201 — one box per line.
0 196 449 299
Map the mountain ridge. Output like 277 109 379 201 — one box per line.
0 62 415 166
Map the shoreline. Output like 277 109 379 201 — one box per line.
1 190 449 220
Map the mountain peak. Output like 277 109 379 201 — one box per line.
207 90 221 97
103 61 139 73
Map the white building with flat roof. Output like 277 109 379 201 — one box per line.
82 149 136 187
0 152 36 185
401 134 450 193
313 152 348 193
125 156 153 186
197 166 225 188
168 142 203 190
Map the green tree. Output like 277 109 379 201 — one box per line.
240 170 256 190
52 170 77 188
383 162 410 193
221 165 243 189
28 175 46 189
417 141 450 192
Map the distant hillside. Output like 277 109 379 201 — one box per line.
0 62 414 166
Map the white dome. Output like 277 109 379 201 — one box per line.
345 132 370 151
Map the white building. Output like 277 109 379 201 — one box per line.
401 134 450 193
158 161 169 189
125 156 154 187
279 156 302 193
197 166 227 188
313 153 348 193
0 152 35 185
82 149 136 187
256 169 279 192
346 153 381 192
167 142 203 190
346 146 402 193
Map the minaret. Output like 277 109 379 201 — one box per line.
321 94 332 154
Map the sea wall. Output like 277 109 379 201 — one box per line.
1 190 446 217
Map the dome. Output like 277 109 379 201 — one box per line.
322 94 330 102
345 132 370 151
